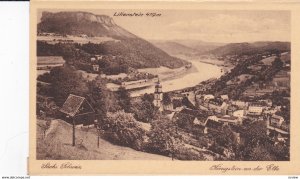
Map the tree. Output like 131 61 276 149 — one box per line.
99 110 146 150
272 57 283 70
131 98 159 123
87 76 122 148
115 87 131 112
243 121 269 147
162 93 172 105
50 66 88 106
268 143 289 161
249 146 275 161
87 79 109 122
238 121 271 160
106 92 122 112
172 99 182 109
175 113 194 131
214 125 236 148
141 93 154 103
147 115 183 157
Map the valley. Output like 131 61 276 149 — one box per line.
35 10 291 161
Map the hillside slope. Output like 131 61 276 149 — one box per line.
151 40 224 56
208 41 290 56
37 11 188 69
38 11 136 38
173 40 225 54
37 119 170 160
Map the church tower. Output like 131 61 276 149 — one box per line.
153 78 163 111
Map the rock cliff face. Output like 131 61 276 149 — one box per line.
37 11 189 69
40 11 116 25
38 11 136 38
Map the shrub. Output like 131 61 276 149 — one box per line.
99 110 146 150
130 98 158 123
146 116 183 156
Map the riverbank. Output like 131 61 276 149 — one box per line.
72 57 224 97
197 59 234 74
160 64 198 82
138 64 195 82
130 60 223 97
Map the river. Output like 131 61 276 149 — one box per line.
130 60 224 97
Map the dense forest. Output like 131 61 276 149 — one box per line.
37 39 189 75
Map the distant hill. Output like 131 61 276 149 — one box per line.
173 40 225 54
37 11 188 69
207 41 290 56
150 40 198 56
151 40 224 56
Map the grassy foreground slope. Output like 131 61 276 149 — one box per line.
37 119 170 160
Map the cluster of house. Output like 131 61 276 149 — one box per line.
218 52 281 64
245 55 290 94
242 69 290 98
90 54 123 73
153 81 289 145
55 72 289 147
90 55 105 72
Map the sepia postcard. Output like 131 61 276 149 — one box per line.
29 0 300 175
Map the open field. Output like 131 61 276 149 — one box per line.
37 35 119 44
261 56 276 66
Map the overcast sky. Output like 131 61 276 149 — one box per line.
39 10 290 43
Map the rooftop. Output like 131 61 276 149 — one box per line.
60 94 86 117
272 114 284 121
205 119 223 129
208 98 223 106
219 115 238 121
180 108 208 119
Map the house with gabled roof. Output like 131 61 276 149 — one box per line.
217 115 240 125
60 94 95 126
266 115 289 144
270 114 285 127
247 102 265 115
172 108 207 132
208 100 228 115
203 118 223 134
230 100 249 110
